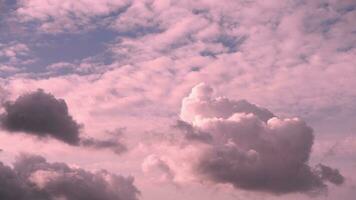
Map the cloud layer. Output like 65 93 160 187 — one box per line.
0 0 354 199
148 83 344 195
0 154 139 200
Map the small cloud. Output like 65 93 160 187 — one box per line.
80 137 127 155
0 64 21 73
316 164 345 185
46 62 75 71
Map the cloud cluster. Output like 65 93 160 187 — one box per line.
148 83 344 195
0 42 32 74
0 154 139 200
0 89 126 154
0 42 29 60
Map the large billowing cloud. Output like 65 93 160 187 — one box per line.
146 83 344 195
0 89 126 154
0 154 139 200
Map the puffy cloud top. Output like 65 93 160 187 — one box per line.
0 154 139 200
180 83 275 123
156 83 344 195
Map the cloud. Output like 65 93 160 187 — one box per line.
80 137 127 155
46 62 75 71
0 42 33 74
173 119 212 142
142 154 175 183
0 89 127 154
1 89 81 145
316 164 345 185
15 0 131 33
0 154 139 200
1 1 355 198
149 83 344 195
0 64 20 73
0 42 29 60
180 83 275 123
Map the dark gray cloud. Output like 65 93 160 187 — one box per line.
316 164 345 185
1 89 81 145
0 154 139 200
192 115 338 195
81 137 127 155
0 89 127 154
0 162 32 200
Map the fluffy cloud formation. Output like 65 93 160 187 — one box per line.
0 89 126 154
0 0 354 199
180 83 275 123
148 83 344 195
1 89 81 145
0 154 139 200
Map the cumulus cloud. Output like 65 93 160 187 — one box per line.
150 83 344 195
0 89 127 154
180 83 275 123
1 89 81 145
172 120 212 142
0 154 139 200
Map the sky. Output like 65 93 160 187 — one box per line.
0 0 355 199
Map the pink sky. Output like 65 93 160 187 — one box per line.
0 0 355 199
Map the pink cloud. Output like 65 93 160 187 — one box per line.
16 0 131 33
0 0 355 199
